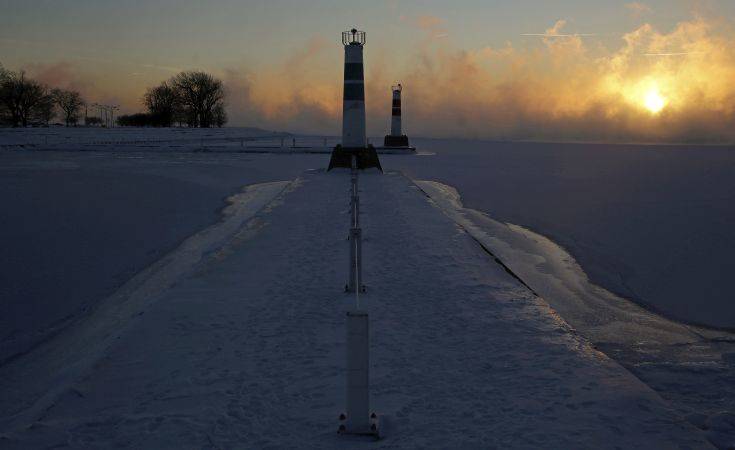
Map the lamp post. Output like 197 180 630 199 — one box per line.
92 103 120 128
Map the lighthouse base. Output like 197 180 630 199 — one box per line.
328 145 383 172
383 135 410 147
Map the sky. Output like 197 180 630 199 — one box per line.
3 0 735 141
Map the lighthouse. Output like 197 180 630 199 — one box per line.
390 84 402 137
342 29 366 148
383 83 410 148
328 29 382 171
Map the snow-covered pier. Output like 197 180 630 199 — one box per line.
0 128 415 154
0 169 713 448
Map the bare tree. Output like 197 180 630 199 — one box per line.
0 70 51 127
0 64 9 125
213 103 227 128
144 82 179 127
34 94 56 126
170 71 226 128
53 88 85 127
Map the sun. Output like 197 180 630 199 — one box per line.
644 88 666 114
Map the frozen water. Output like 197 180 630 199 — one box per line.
388 138 735 329
0 149 325 363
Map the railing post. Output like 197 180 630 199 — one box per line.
347 227 362 294
339 153 378 437
343 311 370 433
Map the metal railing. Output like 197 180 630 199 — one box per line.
0 132 343 151
342 29 366 46
346 155 364 297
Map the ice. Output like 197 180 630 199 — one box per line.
0 150 324 364
2 131 733 447
389 138 735 329
414 177 734 448
0 169 714 448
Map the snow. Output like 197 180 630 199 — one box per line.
2 131 734 447
0 126 285 147
0 179 292 434
0 168 715 448
389 139 735 330
0 127 342 152
414 178 735 448
0 150 324 364
414 180 698 347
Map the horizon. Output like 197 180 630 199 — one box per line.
4 0 735 142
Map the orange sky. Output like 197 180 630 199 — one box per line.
5 1 735 142
222 15 735 143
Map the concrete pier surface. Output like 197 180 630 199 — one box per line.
0 169 713 448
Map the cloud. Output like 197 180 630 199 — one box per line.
521 20 597 38
24 62 89 92
23 14 734 143
415 15 444 30
626 2 653 19
20 61 150 112
392 17 735 142
224 16 735 143
223 35 341 134
401 14 449 39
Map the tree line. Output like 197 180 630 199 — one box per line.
0 63 86 127
1 63 228 128
117 71 227 128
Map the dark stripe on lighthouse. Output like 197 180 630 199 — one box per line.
392 99 401 107
344 83 365 101
344 63 364 81
392 107 401 116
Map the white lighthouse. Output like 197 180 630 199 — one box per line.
383 83 411 149
328 29 382 171
342 29 367 148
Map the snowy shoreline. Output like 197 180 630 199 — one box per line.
388 138 735 330
413 177 735 447
0 179 294 434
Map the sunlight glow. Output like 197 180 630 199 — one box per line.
644 88 667 114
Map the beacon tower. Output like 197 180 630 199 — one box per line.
383 83 410 148
328 29 382 171
390 84 402 137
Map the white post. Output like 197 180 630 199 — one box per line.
351 195 360 225
347 155 362 294
345 311 370 433
339 141 376 437
350 162 359 225
348 227 362 294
